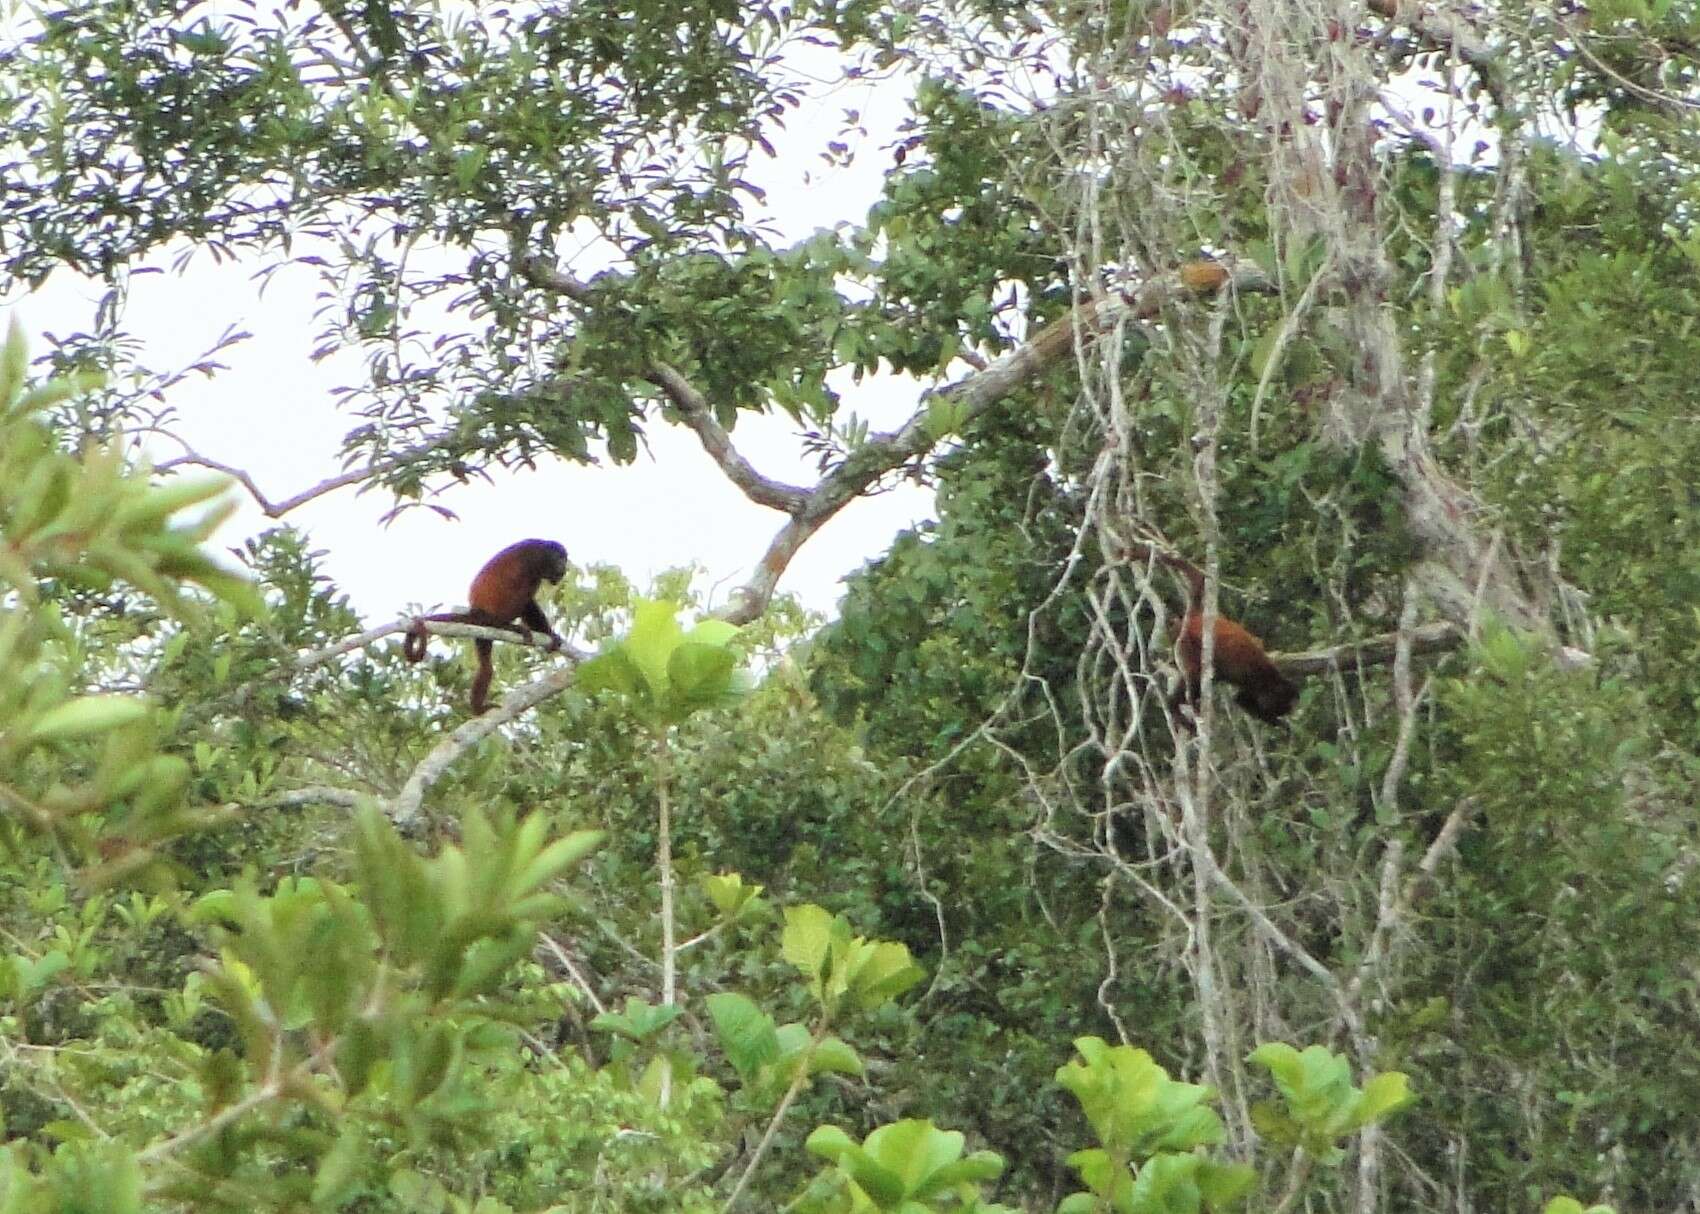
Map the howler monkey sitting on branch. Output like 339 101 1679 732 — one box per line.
403 538 569 715
1124 542 1299 728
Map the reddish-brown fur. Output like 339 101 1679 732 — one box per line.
1171 607 1298 726
404 539 568 714
1125 543 1299 727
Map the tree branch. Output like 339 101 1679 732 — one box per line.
390 659 584 830
156 439 438 519
295 619 581 670
1273 622 1461 677
516 253 811 513
519 249 1268 625
1365 0 1507 108
716 261 1271 624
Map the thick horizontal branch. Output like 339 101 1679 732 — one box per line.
296 618 585 670
1273 621 1461 676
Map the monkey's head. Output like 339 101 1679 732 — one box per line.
530 539 569 584
1239 677 1299 725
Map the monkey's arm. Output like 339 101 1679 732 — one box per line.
518 601 563 650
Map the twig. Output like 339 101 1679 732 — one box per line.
538 932 608 1016
721 1018 832 1213
156 438 438 519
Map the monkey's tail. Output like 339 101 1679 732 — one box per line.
1121 540 1205 610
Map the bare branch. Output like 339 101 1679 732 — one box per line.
538 932 608 1016
296 621 411 669
156 439 438 519
1273 622 1461 677
390 659 583 829
295 619 583 670
644 361 810 512
718 262 1272 625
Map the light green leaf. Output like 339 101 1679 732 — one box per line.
29 695 149 742
782 904 836 984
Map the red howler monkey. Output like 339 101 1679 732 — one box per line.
1124 542 1299 727
403 539 569 714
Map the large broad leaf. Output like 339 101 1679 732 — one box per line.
579 599 746 726
576 648 644 697
843 939 926 1010
782 904 837 987
667 642 738 713
809 1036 865 1078
683 618 740 648
705 992 781 1082
1348 1072 1414 1130
1058 1037 1222 1161
624 597 685 697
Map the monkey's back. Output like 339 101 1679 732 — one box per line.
468 540 562 620
1177 612 1276 675
1177 612 1297 722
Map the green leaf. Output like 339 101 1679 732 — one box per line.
1198 1160 1258 1207
624 597 685 695
29 695 150 742
590 996 681 1043
576 650 645 699
311 1124 363 1209
1350 1072 1414 1128
667 641 737 709
0 316 26 411
809 1036 864 1078
705 992 781 1081
682 618 740 648
805 1124 857 1162
782 904 836 984
703 871 762 916
843 939 925 1010
514 829 604 895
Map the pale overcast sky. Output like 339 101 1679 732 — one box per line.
9 47 933 627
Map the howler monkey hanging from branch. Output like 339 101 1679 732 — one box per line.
403 538 569 715
1123 542 1299 728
